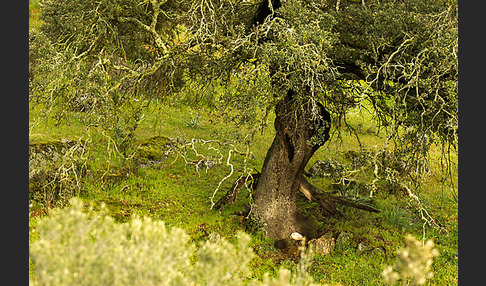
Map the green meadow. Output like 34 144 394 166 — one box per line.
29 97 458 285
29 1 457 284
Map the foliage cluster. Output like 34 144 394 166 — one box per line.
29 22 153 185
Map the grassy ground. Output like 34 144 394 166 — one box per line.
29 0 43 30
28 2 457 283
29 98 458 285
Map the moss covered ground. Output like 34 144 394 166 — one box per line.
29 98 458 285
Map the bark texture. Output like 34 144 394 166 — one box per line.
251 91 330 240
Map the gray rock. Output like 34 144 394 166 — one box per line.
309 232 335 255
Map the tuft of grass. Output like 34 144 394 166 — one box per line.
380 204 416 231
184 111 202 129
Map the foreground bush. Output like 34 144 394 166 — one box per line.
30 198 439 285
382 234 439 285
29 198 320 286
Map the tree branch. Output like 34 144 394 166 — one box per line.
213 173 260 211
118 0 171 56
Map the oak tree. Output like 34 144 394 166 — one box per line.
35 0 458 240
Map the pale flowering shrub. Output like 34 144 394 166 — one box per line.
30 198 442 286
29 198 321 286
30 198 194 285
382 234 439 285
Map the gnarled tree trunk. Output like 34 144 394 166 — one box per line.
251 90 331 240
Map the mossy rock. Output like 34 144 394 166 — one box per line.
29 139 75 156
29 136 85 161
29 136 86 207
137 135 174 161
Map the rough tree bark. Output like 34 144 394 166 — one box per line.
250 90 331 240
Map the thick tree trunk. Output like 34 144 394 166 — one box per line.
251 91 331 240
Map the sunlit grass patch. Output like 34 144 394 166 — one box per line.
28 98 457 285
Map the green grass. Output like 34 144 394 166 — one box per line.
29 98 458 285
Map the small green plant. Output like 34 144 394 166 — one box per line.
184 111 201 129
449 189 458 206
381 205 415 230
382 234 439 285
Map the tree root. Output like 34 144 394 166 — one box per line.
214 173 379 215
300 176 380 215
